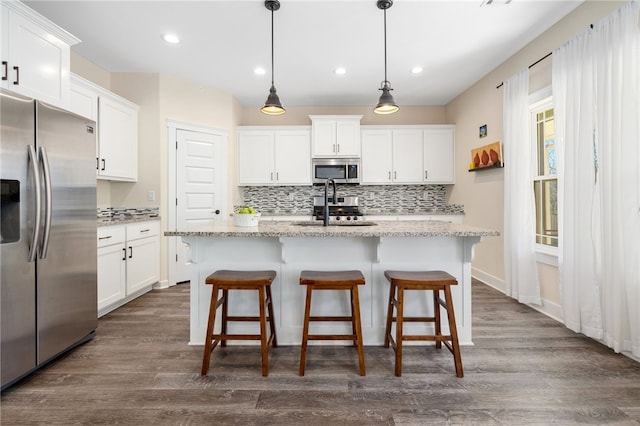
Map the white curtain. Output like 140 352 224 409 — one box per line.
553 1 640 357
503 68 542 305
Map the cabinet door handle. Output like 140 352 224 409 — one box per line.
276 172 279 181
101 159 106 171
333 144 336 153
388 171 391 180
1 61 7 80
337 144 340 153
96 157 100 170
128 246 133 259
424 170 428 180
394 171 397 180
12 66 19 85
122 248 126 261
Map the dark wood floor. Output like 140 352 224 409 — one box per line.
2 280 639 425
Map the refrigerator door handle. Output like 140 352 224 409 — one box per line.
27 145 42 262
38 146 52 259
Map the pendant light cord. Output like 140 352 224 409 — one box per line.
270 8 275 87
383 8 388 83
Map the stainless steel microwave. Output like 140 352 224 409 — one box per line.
312 158 360 184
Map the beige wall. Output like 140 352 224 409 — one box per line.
445 1 625 302
239 105 446 126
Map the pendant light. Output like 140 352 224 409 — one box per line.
374 0 399 114
261 0 285 115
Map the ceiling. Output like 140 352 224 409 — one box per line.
25 0 583 109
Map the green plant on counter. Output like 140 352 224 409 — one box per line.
235 206 256 214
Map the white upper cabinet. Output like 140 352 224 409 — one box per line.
423 126 455 184
361 125 455 185
238 127 311 186
361 129 393 183
310 115 361 157
392 129 424 183
0 1 79 108
70 74 139 182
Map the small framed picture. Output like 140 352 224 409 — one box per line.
479 124 487 138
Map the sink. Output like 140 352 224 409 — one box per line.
292 221 378 227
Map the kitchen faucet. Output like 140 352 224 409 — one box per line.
323 178 337 226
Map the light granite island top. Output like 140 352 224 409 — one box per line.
164 219 498 238
166 220 499 347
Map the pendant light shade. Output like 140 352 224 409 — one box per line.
261 0 285 115
374 0 399 115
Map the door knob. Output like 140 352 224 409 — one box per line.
214 209 220 215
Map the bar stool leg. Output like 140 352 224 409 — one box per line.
299 285 313 376
351 286 366 376
257 286 268 376
201 285 220 375
220 289 229 348
384 281 395 348
349 289 357 347
444 286 464 378
265 286 278 348
433 289 442 349
394 286 405 377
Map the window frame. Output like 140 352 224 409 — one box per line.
529 87 558 267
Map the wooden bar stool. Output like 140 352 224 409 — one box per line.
201 270 277 377
299 270 366 376
384 270 463 377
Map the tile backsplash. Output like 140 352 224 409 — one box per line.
239 185 464 214
97 207 159 219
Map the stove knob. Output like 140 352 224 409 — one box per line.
335 216 341 221
346 216 352 221
353 216 358 221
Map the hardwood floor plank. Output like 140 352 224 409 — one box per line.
2 280 639 425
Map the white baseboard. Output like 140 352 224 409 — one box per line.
153 279 171 290
472 267 563 323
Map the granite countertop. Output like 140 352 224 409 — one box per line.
98 215 160 227
165 219 498 238
261 210 464 218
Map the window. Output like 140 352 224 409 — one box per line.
531 97 558 251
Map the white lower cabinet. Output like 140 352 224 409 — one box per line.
97 221 160 317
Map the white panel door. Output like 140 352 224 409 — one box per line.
176 129 226 282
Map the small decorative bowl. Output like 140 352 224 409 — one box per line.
233 213 261 227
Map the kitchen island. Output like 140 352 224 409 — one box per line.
166 220 498 346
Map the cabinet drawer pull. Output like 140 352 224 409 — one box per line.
12 66 19 85
98 236 112 240
2 61 7 80
140 229 150 233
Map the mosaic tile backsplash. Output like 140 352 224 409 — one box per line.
97 207 159 219
239 185 464 214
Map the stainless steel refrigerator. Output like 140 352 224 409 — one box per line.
1 89 98 390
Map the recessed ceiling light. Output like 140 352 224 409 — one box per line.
411 66 424 74
162 33 180 44
254 67 266 75
334 67 347 76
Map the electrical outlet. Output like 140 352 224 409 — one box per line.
147 190 155 201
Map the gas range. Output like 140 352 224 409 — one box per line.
313 196 364 223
